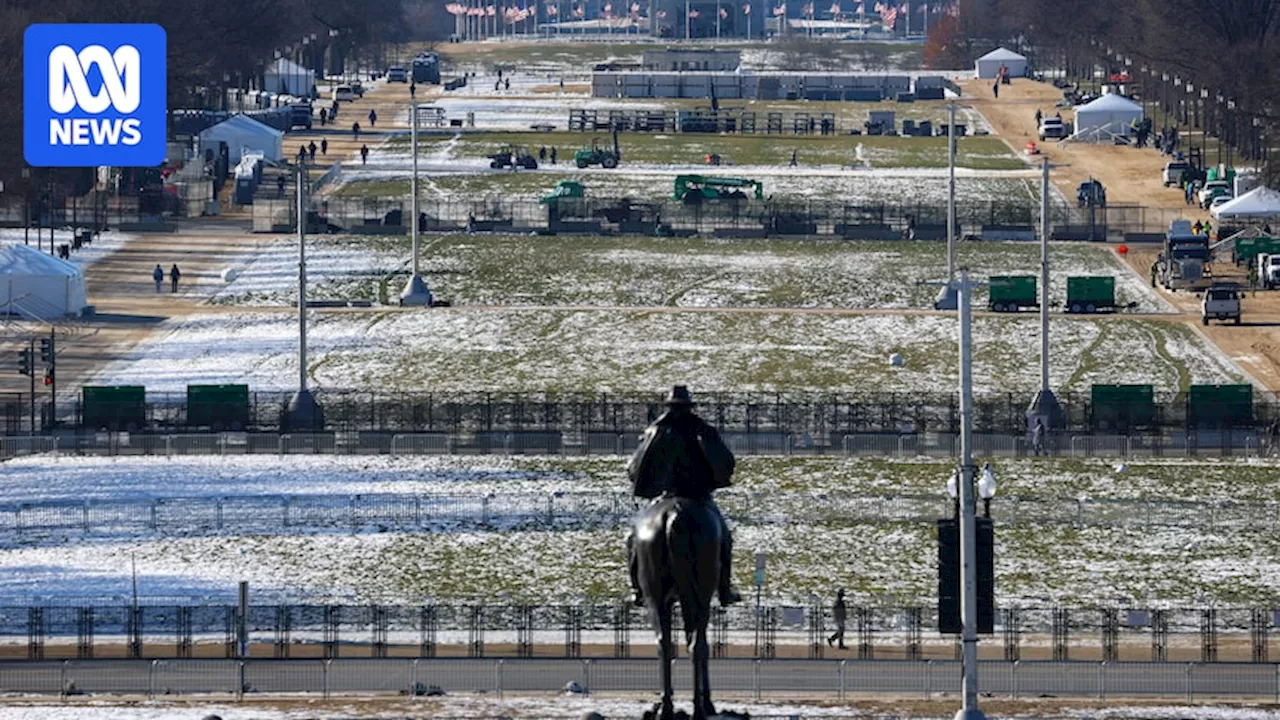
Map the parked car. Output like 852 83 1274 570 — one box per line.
387 66 408 83
1259 253 1280 289
1076 179 1107 208
1210 195 1233 211
1198 180 1232 209
332 85 356 102
1163 161 1192 187
1201 283 1242 325
1039 117 1068 141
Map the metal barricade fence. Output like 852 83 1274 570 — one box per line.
1071 435 1131 458
0 436 58 459
390 433 453 455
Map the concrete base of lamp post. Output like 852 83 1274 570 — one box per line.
399 274 433 306
285 389 325 431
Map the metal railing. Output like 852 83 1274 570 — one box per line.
3 658 1279 700
2 488 1277 543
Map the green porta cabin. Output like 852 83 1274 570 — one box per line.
987 275 1038 312
1066 276 1116 313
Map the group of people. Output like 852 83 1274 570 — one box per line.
151 263 182 294
537 146 558 164
1128 116 1155 148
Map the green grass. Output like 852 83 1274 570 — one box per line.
380 131 1022 170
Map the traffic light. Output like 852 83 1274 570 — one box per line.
17 350 30 377
39 337 53 363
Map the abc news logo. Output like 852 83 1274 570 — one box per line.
48 44 144 147
24 24 166 167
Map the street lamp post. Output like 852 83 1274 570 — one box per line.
955 267 985 720
400 102 433 306
934 104 960 310
285 161 325 430
1027 156 1061 431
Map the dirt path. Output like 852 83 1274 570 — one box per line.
962 77 1280 391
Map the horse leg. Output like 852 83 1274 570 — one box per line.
691 625 716 720
654 600 676 720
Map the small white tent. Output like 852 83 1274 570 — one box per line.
263 58 315 98
199 115 284 164
0 245 88 320
974 48 1026 79
1211 186 1280 223
1072 94 1144 138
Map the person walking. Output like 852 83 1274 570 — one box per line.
308 141 317 162
410 82 417 100
626 386 742 608
319 107 328 126
827 589 848 649
1032 418 1046 457
992 82 999 98
539 146 547 162
360 144 369 165
320 138 328 156
504 78 510 91
152 264 164 293
1034 108 1042 126
169 264 181 294
789 149 798 167
1248 262 1259 296
352 122 360 140
297 145 307 163
368 109 377 128
550 147 557 165
1185 181 1195 206
276 174 286 198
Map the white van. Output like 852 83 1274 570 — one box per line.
332 85 356 102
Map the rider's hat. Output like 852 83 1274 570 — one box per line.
664 385 695 407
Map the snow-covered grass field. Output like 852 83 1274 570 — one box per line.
210 234 1165 313
91 308 1236 394
0 228 130 270
2 455 1279 606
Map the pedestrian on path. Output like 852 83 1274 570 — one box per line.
319 107 328 126
152 264 164 293
789 149 798 167
368 109 377 127
276 175 286 198
320 138 328 156
1032 418 1046 457
308 141 317 162
550 147 557 165
1248 263 1258 296
169 264 181 294
297 145 307 163
360 144 369 164
1034 108 1042 126
352 122 360 140
992 82 999 98
410 82 417 100
827 589 848 650
1184 181 1195 206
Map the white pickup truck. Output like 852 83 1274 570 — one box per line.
1039 117 1069 141
1259 253 1280 289
1202 283 1242 325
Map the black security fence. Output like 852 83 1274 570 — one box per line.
5 602 1276 664
315 194 1182 237
2 388 1278 437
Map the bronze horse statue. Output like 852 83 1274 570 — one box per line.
633 494 729 720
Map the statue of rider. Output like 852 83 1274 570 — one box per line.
626 385 742 607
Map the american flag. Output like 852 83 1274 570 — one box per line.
720 6 728 18
880 4 895 26
657 9 667 17
603 2 612 12
468 7 484 15
829 1 839 13
945 0 957 15
631 2 641 13
486 4 496 15
574 3 585 15
802 1 813 14
546 2 558 14
742 2 751 12
688 8 700 17
772 3 786 14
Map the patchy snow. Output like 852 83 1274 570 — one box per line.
210 235 405 306
89 308 1237 394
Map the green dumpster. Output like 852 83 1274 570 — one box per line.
1066 276 1116 313
186 384 250 430
82 386 146 431
988 275 1038 312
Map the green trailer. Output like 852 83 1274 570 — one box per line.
1188 384 1253 427
1233 235 1280 266
82 386 146 431
988 275 1038 312
187 384 250 430
1090 384 1154 431
1066 276 1116 313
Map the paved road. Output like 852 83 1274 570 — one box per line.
1 658 1275 700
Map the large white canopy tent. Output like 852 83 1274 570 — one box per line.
199 115 284 164
0 245 88 320
1072 94 1144 139
263 58 315 98
1211 186 1280 223
974 48 1026 79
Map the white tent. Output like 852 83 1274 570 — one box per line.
263 58 315 98
1211 186 1280 223
1072 94 1144 138
974 48 1026 79
0 245 87 320
199 115 284 164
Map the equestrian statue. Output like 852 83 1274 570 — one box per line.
627 385 745 720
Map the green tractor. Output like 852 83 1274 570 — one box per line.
673 175 764 205
574 130 621 169
540 179 585 204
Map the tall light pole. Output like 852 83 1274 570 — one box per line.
401 102 432 305
955 267 985 720
934 103 960 310
286 162 325 430
1027 157 1062 432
